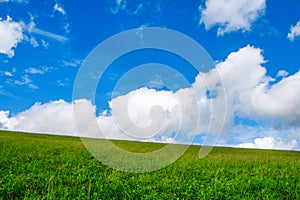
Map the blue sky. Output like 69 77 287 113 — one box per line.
0 0 300 150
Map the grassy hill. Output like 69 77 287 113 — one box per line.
1 130 300 199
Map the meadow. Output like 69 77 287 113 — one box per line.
1 130 300 199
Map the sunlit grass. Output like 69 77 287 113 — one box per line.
1 130 300 199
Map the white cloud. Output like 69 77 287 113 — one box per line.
27 19 35 32
55 78 69 87
239 70 300 126
287 21 300 41
235 136 298 150
127 3 144 15
62 58 82 67
110 0 127 14
25 67 43 74
1 68 16 77
193 45 267 133
52 3 70 34
200 0 266 35
26 19 67 42
11 75 38 89
108 88 193 139
31 27 68 42
0 16 24 57
195 45 300 149
0 110 10 127
0 88 21 99
0 100 76 135
0 15 58 56
25 66 50 74
218 125 300 150
0 99 130 139
29 37 39 48
54 3 66 15
0 90 202 142
4 71 13 77
196 45 300 129
63 23 70 33
215 45 266 92
41 40 49 48
0 0 28 3
276 70 289 78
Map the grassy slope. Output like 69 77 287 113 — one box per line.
1 130 300 199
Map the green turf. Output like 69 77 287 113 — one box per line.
1 130 300 199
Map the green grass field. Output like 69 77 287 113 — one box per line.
1 130 300 199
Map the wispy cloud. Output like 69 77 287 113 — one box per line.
54 78 70 87
62 58 82 67
7 75 39 89
25 66 51 74
52 2 70 33
41 40 49 48
1 68 16 77
0 88 22 100
110 0 127 14
28 37 39 48
32 27 68 42
127 3 144 15
0 0 28 4
24 16 68 46
4 71 13 77
54 3 66 15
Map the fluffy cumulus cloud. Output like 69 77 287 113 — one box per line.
200 0 266 35
107 87 207 142
0 91 201 143
197 45 300 130
0 100 76 135
239 70 300 126
0 111 10 126
235 136 298 150
1 45 300 150
0 16 24 57
287 21 300 41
